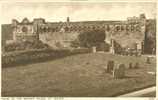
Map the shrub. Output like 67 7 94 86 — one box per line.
78 29 106 48
4 40 49 52
70 39 80 48
2 48 90 67
113 40 123 54
55 42 63 48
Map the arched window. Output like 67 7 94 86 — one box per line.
64 26 69 32
92 26 95 30
43 27 47 32
51 28 55 32
107 25 110 31
22 26 28 33
121 25 124 31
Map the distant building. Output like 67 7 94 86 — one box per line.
2 14 156 54
12 18 39 42
12 14 146 41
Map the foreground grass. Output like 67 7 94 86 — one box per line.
2 53 156 97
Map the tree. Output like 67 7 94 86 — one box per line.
78 29 106 48
144 19 156 54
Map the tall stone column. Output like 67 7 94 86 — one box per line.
124 25 127 32
12 19 18 41
141 41 144 54
110 39 115 54
118 25 121 31
13 26 17 41
128 25 132 31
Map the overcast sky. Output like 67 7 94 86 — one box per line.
1 2 156 24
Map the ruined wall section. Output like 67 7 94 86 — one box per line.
105 14 146 49
39 31 80 48
36 17 146 49
12 18 39 42
3 14 154 51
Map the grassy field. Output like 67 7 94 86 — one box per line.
2 53 156 97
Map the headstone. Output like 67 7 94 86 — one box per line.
129 62 133 69
92 46 96 53
134 62 139 69
146 57 151 64
113 64 125 79
107 60 114 73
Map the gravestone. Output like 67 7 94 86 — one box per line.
92 46 96 53
134 62 139 69
113 64 125 79
107 60 114 73
129 62 133 69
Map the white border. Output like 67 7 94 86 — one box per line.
0 0 157 100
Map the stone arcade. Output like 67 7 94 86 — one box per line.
2 14 156 54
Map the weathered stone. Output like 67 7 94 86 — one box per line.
109 39 115 54
113 64 125 79
129 62 133 69
137 51 142 57
146 57 151 64
92 46 96 53
134 62 139 69
107 60 114 73
118 64 125 78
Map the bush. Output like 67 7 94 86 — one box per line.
77 29 106 48
70 39 80 48
96 42 110 52
5 40 49 52
2 48 90 67
113 40 123 54
55 42 63 48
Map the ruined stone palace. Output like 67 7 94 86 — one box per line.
2 14 156 54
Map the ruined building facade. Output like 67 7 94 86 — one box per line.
12 14 146 41
3 14 156 54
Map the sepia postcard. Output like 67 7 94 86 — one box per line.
0 0 157 98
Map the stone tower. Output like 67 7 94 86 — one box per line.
12 18 39 42
110 39 115 54
12 19 19 41
67 17 70 23
139 14 147 54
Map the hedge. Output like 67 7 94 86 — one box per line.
4 40 49 52
2 48 90 67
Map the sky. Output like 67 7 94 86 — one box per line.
0 2 156 24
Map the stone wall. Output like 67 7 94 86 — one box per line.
39 31 80 48
1 14 156 54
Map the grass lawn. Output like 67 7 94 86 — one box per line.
2 53 156 97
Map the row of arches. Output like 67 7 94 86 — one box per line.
37 24 142 33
